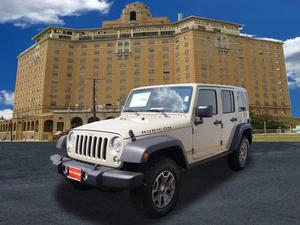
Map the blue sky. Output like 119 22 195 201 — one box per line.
0 0 299 118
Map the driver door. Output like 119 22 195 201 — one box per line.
192 88 222 160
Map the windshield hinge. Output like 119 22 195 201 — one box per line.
129 129 136 141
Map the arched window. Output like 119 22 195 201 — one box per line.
124 42 130 52
35 120 39 132
44 120 54 132
88 117 100 123
117 42 123 53
31 121 34 131
71 117 83 129
130 11 136 21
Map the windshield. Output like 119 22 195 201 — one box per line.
123 86 193 113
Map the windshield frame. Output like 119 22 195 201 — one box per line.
122 86 194 114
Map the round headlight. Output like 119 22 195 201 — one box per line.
68 132 75 142
111 137 122 152
67 132 75 148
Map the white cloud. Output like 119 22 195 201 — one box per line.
255 37 282 43
240 33 255 38
0 0 112 27
284 37 300 88
241 33 282 43
0 91 14 105
0 109 13 120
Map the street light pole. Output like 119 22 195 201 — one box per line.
93 78 97 121
87 77 104 122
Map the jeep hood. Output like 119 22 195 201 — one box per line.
73 115 191 139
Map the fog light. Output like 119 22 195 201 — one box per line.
82 172 88 181
113 156 120 162
62 166 68 175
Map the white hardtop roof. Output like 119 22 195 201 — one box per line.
133 83 247 91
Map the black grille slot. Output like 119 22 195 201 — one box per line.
75 135 79 154
88 136 92 157
79 135 83 155
102 138 108 160
97 137 102 159
92 136 97 158
83 136 87 156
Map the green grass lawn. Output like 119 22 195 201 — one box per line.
253 134 300 142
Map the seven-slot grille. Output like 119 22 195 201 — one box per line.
75 135 108 160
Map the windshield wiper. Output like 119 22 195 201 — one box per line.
147 108 169 117
123 109 140 116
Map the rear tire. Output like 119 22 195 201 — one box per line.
227 136 249 171
130 157 180 218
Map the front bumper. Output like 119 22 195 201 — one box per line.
50 154 144 189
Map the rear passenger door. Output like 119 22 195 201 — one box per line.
220 89 237 152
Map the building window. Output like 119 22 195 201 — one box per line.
130 11 137 21
57 122 64 131
44 120 53 132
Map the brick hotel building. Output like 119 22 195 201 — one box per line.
0 2 291 140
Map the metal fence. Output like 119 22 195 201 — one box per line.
253 128 300 134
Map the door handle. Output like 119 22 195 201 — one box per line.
230 117 237 122
213 120 223 125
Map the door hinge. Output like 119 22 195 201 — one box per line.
192 148 195 154
220 140 223 146
192 127 195 134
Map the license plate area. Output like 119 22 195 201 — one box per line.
68 166 82 182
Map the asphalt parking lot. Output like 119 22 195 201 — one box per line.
0 142 300 225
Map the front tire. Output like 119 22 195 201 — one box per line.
130 158 180 218
227 136 249 171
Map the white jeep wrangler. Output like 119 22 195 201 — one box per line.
51 83 252 217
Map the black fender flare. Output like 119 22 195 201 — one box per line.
56 135 67 150
229 123 253 152
120 135 188 166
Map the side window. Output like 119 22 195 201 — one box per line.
221 90 235 113
197 89 217 115
237 91 248 112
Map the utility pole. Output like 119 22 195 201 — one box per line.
87 77 104 122
92 78 97 121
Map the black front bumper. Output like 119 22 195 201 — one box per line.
50 154 144 189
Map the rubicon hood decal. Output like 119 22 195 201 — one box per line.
141 126 172 135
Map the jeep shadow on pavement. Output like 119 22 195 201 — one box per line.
51 83 253 218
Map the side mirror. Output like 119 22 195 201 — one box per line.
239 106 246 112
196 105 213 118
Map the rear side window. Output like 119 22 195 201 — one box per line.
197 89 217 115
237 91 248 112
221 90 235 113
